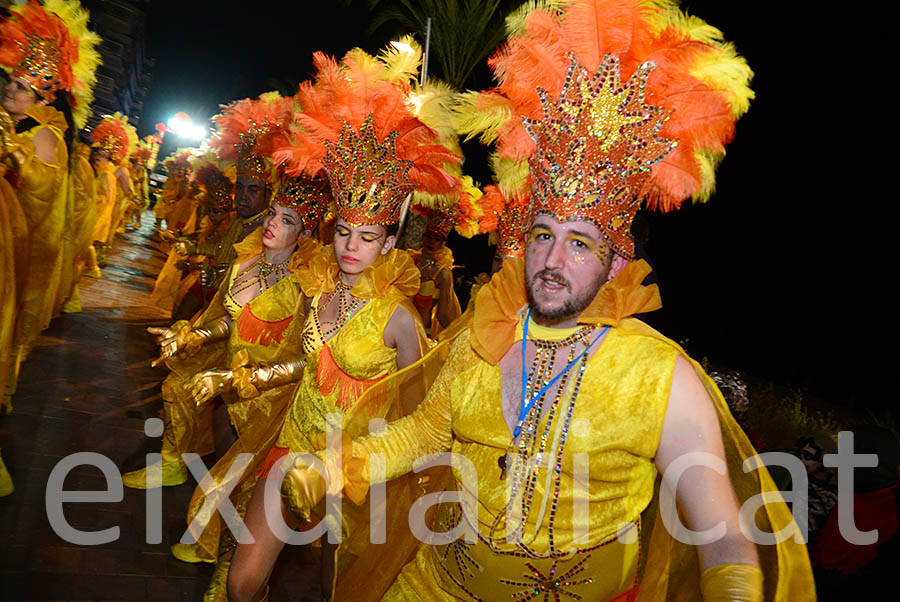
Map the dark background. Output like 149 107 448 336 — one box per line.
140 1 892 414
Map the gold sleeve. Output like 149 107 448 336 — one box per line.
699 564 763 602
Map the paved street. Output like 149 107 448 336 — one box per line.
0 215 318 601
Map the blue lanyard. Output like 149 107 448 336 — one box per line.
515 308 608 438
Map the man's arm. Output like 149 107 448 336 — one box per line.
656 355 759 571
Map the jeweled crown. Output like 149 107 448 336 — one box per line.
273 173 332 231
524 54 676 258
322 115 414 226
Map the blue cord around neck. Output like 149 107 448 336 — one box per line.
515 307 608 438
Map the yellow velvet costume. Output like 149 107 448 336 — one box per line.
7 105 69 387
274 248 426 456
329 259 814 602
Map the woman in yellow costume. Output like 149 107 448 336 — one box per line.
226 40 462 602
0 0 100 403
88 113 136 268
156 149 199 235
150 152 235 317
174 170 335 601
278 1 814 600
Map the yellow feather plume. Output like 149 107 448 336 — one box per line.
453 91 512 145
43 0 103 130
380 35 423 85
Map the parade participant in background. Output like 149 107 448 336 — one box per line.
122 133 160 231
124 93 295 493
154 148 197 235
226 39 461 602
0 0 100 407
280 1 814 599
58 138 99 312
150 149 234 318
88 113 136 268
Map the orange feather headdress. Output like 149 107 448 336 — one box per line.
90 113 137 164
210 92 293 184
163 148 193 174
455 0 753 258
0 0 101 128
274 41 461 226
272 172 333 232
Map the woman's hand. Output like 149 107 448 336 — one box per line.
190 369 234 405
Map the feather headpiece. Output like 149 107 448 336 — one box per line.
90 112 137 164
163 148 194 174
455 0 753 257
0 0 101 129
272 173 332 231
274 37 461 226
211 92 293 184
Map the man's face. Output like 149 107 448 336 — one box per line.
524 215 613 324
234 176 269 218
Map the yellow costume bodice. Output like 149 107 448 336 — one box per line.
276 249 424 454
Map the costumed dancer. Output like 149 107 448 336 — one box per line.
155 148 197 236
0 0 100 405
409 174 494 340
60 137 99 314
280 1 815 600
226 39 460 602
150 149 233 317
123 93 295 492
123 131 162 231
178 169 333 599
89 113 137 267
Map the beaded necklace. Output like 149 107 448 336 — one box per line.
312 278 366 341
228 254 289 302
487 309 608 556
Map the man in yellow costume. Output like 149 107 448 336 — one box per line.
280 1 815 600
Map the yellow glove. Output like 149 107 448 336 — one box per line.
190 369 234 405
280 461 328 523
0 105 24 168
700 564 763 602
183 315 231 356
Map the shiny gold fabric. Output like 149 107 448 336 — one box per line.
333 260 813 601
9 105 69 372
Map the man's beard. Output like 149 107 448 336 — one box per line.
526 269 603 324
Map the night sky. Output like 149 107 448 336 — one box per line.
140 1 891 413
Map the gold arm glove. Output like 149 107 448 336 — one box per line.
280 461 328 523
190 369 234 405
700 564 763 602
232 359 306 399
183 315 231 356
172 240 196 256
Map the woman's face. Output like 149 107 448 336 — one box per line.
262 203 304 252
421 228 446 257
1 78 39 117
333 217 396 276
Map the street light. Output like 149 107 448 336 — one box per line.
166 112 207 142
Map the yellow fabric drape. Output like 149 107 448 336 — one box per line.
0 177 28 397
91 163 117 243
10 105 69 371
56 143 98 310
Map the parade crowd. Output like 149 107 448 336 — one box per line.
6 1 899 601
